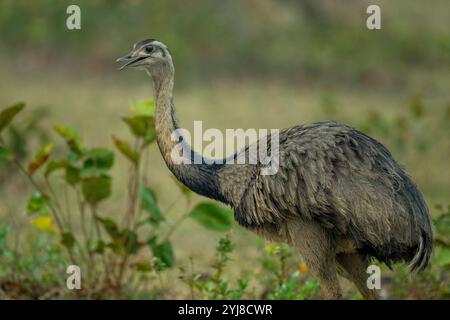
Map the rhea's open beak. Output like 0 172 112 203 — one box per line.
116 53 147 70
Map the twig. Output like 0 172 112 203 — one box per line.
91 204 113 285
12 157 65 232
63 183 73 230
44 177 67 226
162 197 192 243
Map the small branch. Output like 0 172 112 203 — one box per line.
45 177 68 226
435 237 450 248
6 145 84 268
91 204 113 285
163 191 182 217
123 163 139 229
161 197 191 243
63 183 73 230
75 187 89 244
12 157 65 231
116 138 144 290
115 253 131 291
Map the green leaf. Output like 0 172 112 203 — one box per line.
54 125 82 155
133 261 153 272
112 136 139 165
106 242 122 254
90 240 106 254
96 217 121 241
189 202 234 232
140 186 164 223
129 99 155 117
27 143 53 175
65 164 81 185
83 148 114 170
122 115 153 137
54 125 78 141
143 128 157 146
435 214 450 236
26 192 51 216
96 218 139 255
82 148 114 177
0 102 25 133
123 229 139 254
0 145 13 161
61 232 76 250
151 240 175 268
81 175 112 204
434 248 450 267
45 159 68 177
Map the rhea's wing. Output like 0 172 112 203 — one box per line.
234 121 351 227
235 122 429 241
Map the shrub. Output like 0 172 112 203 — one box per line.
0 101 233 298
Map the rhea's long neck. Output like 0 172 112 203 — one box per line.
151 64 227 203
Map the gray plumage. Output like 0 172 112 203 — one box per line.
118 39 433 299
224 123 432 268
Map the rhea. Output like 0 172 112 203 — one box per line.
117 39 433 299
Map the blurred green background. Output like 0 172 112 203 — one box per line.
0 0 449 299
1 0 450 85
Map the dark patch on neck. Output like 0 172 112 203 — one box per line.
172 162 228 204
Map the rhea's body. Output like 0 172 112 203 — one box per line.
117 39 433 299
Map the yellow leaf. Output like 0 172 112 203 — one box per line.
297 262 309 273
32 217 56 232
265 244 279 255
27 143 53 175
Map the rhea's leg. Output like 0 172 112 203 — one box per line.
336 253 379 300
287 220 342 299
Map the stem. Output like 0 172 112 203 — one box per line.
124 163 140 229
73 186 96 281
115 138 144 290
10 155 87 269
45 177 67 226
64 183 73 230
162 197 191 243
12 157 65 231
131 165 145 230
142 147 150 186
162 191 182 218
91 204 112 285
115 254 130 291
75 187 89 245
189 257 195 299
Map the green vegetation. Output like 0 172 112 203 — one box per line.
0 0 449 299
0 101 236 298
0 95 449 299
1 1 449 86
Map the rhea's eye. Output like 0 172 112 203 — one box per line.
145 46 154 54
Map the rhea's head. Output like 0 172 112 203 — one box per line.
116 39 173 79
